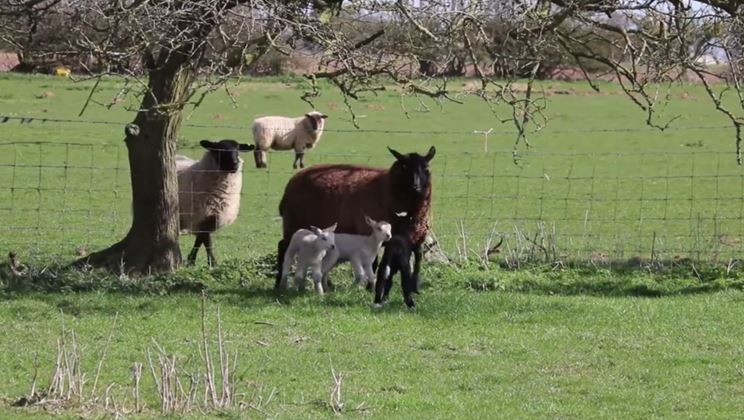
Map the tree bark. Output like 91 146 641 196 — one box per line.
75 57 195 274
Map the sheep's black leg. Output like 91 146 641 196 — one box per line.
293 152 304 169
371 256 378 273
187 235 204 266
256 150 268 168
411 243 423 294
193 216 218 267
253 150 262 169
204 233 217 267
399 254 415 309
275 239 288 290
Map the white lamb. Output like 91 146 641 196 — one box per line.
251 110 328 169
320 216 392 292
280 223 338 295
177 139 254 267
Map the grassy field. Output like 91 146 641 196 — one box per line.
0 73 741 264
1 74 744 417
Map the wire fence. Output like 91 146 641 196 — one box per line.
0 115 742 267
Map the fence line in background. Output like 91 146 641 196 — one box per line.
0 114 734 136
0 137 743 266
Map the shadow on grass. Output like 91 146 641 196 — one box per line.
1 254 744 305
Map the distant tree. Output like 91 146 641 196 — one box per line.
0 0 65 71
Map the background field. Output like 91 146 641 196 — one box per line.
0 73 741 265
1 74 744 418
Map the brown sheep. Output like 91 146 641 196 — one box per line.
275 146 436 292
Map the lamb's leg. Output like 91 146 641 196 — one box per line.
374 253 390 307
363 262 375 291
312 266 324 296
279 245 294 291
295 260 309 292
411 243 423 294
320 251 338 293
275 239 288 290
383 264 397 300
351 261 366 288
399 254 416 309
186 234 205 266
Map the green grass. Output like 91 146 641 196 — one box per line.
2 269 744 418
0 73 741 264
1 73 744 417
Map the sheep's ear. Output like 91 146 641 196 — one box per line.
309 226 322 235
364 215 375 227
424 146 436 162
320 114 328 119
200 140 216 150
325 222 338 233
388 147 404 161
238 143 255 152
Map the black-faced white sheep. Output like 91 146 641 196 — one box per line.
275 146 436 293
280 223 337 295
320 216 392 291
251 111 328 169
177 139 253 267
374 211 416 308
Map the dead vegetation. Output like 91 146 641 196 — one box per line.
10 295 270 416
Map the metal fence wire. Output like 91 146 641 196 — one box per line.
0 116 742 267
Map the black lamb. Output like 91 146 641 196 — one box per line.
374 211 417 309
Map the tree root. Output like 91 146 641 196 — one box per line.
70 235 181 274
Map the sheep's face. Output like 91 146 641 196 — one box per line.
310 223 337 252
200 140 254 173
365 216 392 242
305 111 328 132
388 146 436 197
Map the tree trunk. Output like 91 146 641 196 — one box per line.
75 58 195 274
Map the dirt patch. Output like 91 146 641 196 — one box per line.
366 103 385 111
326 101 340 111
35 91 55 99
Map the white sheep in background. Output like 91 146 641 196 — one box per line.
178 139 254 267
280 223 338 295
321 216 392 292
251 110 328 169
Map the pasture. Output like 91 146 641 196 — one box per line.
0 73 741 263
1 73 744 417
